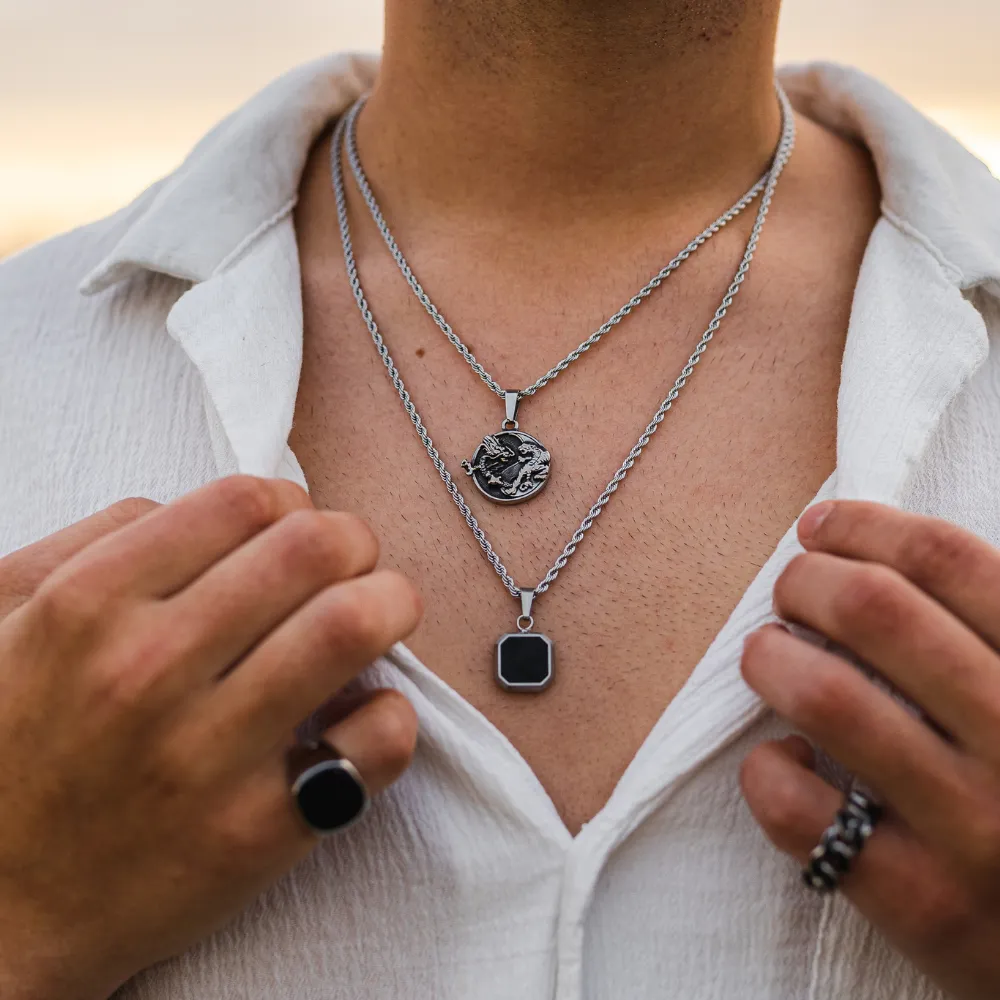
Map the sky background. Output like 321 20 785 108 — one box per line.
2 0 999 258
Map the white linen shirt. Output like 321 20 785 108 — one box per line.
3 53 1000 1000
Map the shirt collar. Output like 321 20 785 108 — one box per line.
80 55 1000 299
781 62 1000 295
80 52 378 295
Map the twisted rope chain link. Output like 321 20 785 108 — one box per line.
331 86 797 602
344 96 774 401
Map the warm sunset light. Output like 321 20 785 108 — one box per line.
1 0 998 259
5 6 1000 997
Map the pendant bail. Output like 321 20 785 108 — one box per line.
519 588 535 619
517 587 535 632
503 391 520 430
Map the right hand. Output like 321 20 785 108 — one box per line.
0 477 422 1000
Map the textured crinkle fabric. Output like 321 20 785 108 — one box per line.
2 53 1000 1000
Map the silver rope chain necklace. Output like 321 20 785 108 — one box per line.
342 95 784 506
331 88 796 691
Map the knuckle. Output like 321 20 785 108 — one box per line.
275 510 340 575
0 554 35 609
329 511 380 563
323 587 385 652
960 805 1000 875
757 776 806 841
85 643 162 713
273 479 311 509
368 691 418 764
740 627 777 685
899 521 976 584
143 738 196 803
211 476 276 531
201 805 268 868
318 573 422 658
831 563 906 634
789 664 853 731
85 662 142 715
739 750 806 845
903 878 976 951
382 570 424 625
32 572 109 635
271 511 380 581
115 618 182 698
67 607 175 714
104 496 158 528
772 552 815 612
154 720 223 794
823 501 878 544
741 625 773 664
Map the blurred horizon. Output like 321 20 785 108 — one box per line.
2 0 999 259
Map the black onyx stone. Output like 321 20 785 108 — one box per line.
294 761 368 833
496 633 554 692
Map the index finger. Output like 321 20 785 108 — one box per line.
0 497 159 613
798 501 1000 650
44 477 314 601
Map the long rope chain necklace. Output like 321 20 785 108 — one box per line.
343 95 780 506
331 88 796 692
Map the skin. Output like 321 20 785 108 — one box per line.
742 501 1000 999
0 480 422 1000
293 0 879 834
4 1 998 998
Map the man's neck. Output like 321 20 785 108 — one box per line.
358 0 784 230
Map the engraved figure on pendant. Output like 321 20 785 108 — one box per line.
462 431 551 504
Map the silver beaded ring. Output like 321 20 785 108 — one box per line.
802 789 884 894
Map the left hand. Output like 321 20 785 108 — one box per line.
741 500 1000 1000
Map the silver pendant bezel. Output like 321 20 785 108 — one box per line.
495 631 554 692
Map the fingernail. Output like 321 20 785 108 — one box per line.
798 501 835 541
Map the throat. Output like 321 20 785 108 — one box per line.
391 0 759 74
363 0 785 228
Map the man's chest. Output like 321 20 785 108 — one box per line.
289 246 846 832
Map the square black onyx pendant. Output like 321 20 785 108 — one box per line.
496 633 554 692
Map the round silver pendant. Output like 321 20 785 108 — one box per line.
461 430 551 504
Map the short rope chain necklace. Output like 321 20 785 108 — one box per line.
331 87 796 692
343 94 780 506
